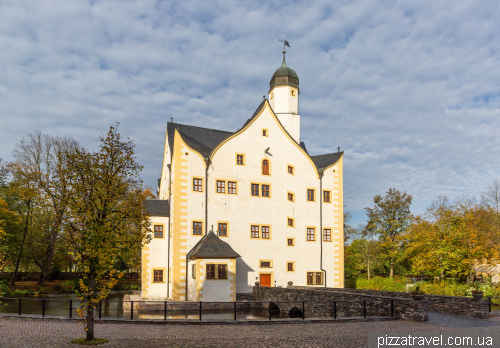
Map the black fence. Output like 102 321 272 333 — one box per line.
0 297 397 321
488 297 500 312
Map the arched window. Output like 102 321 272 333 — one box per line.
262 160 269 175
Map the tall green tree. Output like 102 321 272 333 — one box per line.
365 188 412 277
60 125 151 342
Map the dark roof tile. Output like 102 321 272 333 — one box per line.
145 199 169 217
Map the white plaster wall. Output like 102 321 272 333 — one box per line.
187 259 197 301
269 86 300 143
159 132 171 200
143 216 170 299
198 258 235 302
204 104 338 293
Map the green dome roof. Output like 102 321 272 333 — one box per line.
270 60 299 90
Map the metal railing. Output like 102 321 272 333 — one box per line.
0 297 396 321
487 297 500 312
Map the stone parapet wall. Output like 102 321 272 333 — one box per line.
290 286 489 319
254 287 427 321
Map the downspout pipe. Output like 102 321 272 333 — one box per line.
319 170 326 287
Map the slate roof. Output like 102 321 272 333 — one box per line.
166 100 342 172
187 231 241 259
310 152 344 171
145 199 169 217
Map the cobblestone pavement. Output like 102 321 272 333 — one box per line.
1 314 500 348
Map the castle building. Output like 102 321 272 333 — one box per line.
142 54 344 302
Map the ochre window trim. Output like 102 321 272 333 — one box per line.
287 191 295 202
250 224 272 240
262 159 271 175
192 221 203 236
307 271 324 285
259 259 273 268
153 224 165 239
216 180 226 194
287 164 295 175
262 128 269 137
236 153 246 166
206 263 228 280
217 221 229 238
323 190 332 203
307 188 316 202
192 177 203 192
287 238 295 246
323 228 332 242
287 262 295 272
306 227 316 242
287 217 295 227
152 268 165 283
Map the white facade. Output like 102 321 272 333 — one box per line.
142 59 344 301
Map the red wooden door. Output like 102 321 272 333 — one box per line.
260 274 271 287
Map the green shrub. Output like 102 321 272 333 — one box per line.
37 286 50 294
11 289 35 296
0 281 11 297
355 276 406 292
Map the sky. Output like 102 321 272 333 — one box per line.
1 0 499 226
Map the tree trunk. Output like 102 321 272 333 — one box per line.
12 199 31 286
86 273 96 341
367 259 371 280
390 259 394 277
37 224 59 286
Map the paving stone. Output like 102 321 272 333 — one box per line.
1 312 500 347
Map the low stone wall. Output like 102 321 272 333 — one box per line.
253 287 428 321
290 286 489 319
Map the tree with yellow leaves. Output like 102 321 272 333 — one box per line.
59 125 151 342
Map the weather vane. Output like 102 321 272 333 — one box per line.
278 38 291 62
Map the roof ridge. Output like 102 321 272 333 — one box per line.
168 122 233 134
178 131 212 151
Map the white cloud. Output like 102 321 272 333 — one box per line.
1 0 499 225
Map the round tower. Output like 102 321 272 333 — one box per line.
268 52 300 143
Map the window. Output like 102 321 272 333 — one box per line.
307 272 324 285
288 218 294 227
262 160 270 175
153 270 163 283
287 238 295 246
291 89 296 97
251 184 259 196
323 228 331 242
236 154 244 165
270 92 273 100
193 222 203 235
288 165 294 175
206 264 227 280
193 178 203 192
251 225 259 238
323 190 331 203
307 189 315 201
192 264 196 279
218 264 227 279
154 225 164 238
228 181 237 194
262 184 270 197
218 223 227 237
262 226 270 239
260 261 271 268
287 262 294 272
207 264 216 279
288 192 294 202
262 129 268 137
307 228 315 241
217 180 225 193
